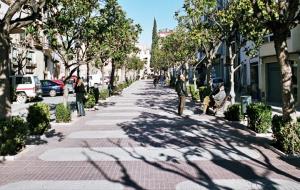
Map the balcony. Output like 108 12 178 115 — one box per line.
26 62 37 68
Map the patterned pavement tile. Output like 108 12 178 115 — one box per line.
0 80 299 190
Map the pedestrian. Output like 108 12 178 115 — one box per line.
108 83 113 96
203 84 226 114
159 75 164 86
175 74 188 116
153 76 158 88
75 78 86 117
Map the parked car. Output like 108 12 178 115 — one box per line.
212 78 224 90
52 80 65 89
40 80 63 97
10 75 42 103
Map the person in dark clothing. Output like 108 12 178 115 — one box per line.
153 76 158 88
203 84 226 114
175 74 188 116
75 78 86 116
108 83 113 96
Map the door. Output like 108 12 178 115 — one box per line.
267 63 282 104
41 80 50 95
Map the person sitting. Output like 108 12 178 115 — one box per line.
203 85 226 114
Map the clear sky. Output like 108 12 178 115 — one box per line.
118 0 184 48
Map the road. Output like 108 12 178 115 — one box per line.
2 80 300 190
12 95 76 117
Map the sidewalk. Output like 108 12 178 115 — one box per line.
0 80 299 190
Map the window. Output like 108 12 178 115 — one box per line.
20 33 26 41
16 77 32 84
263 31 291 43
12 48 18 63
41 80 48 86
26 51 34 63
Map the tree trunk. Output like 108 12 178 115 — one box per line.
206 59 213 88
274 31 295 121
229 63 235 104
63 66 70 107
86 62 90 92
110 59 115 88
0 31 12 119
101 66 105 86
228 44 236 104
18 61 23 75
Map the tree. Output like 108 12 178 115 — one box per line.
44 0 98 104
239 0 300 120
214 1 266 104
150 18 158 72
181 0 223 88
126 55 145 77
160 26 197 79
101 0 141 88
0 0 45 118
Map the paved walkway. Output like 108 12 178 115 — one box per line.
1 80 300 190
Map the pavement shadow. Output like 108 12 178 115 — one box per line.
25 129 65 145
82 80 299 189
82 140 147 190
25 136 48 145
98 102 116 108
116 111 300 188
44 129 65 142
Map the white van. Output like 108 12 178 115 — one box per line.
10 75 42 103
88 74 102 87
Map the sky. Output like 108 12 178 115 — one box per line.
118 0 184 48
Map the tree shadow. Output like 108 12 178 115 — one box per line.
25 136 48 145
44 129 65 142
82 140 147 190
81 80 299 189
97 102 116 108
113 108 300 189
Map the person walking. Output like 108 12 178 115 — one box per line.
153 76 158 88
175 74 188 116
75 78 86 117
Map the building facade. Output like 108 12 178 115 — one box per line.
258 25 300 105
240 25 300 106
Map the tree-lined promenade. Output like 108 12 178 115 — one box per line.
0 1 300 188
0 80 300 190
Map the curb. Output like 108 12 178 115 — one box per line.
267 144 300 158
244 128 273 138
0 145 35 161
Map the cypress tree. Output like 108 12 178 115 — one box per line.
150 18 158 69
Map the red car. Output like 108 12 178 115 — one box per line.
52 80 65 89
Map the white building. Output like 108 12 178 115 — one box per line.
136 44 151 76
1 1 57 80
